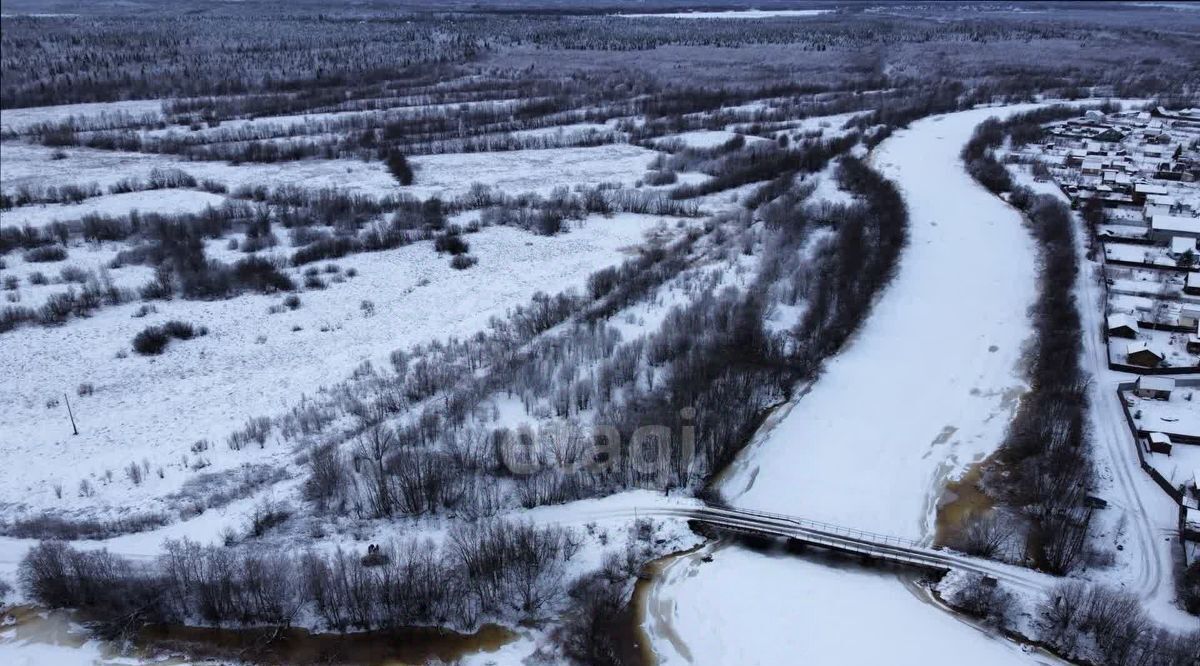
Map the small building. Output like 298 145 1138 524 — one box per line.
1134 376 1175 400
1150 214 1200 242
1126 341 1165 368
1171 236 1197 258
1134 182 1169 205
1182 306 1200 331
1188 334 1200 354
1187 272 1200 296
1147 432 1173 455
1107 313 1140 338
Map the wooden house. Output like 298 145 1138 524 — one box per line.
1107 313 1140 339
1126 341 1165 368
1134 376 1175 400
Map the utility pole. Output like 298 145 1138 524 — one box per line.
64 393 78 436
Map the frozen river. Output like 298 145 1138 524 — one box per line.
643 104 1055 665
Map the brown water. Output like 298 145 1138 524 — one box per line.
135 622 515 665
3 605 517 665
631 542 709 666
933 459 996 548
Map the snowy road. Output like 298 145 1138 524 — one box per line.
1013 168 1197 630
644 104 1058 664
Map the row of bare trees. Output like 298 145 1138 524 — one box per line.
957 119 1094 574
19 519 579 634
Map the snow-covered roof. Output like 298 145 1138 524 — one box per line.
1136 183 1169 195
1107 313 1139 331
1189 273 1200 289
1172 237 1197 255
1136 376 1175 392
1144 203 1171 219
1127 341 1164 359
1148 432 1172 445
1151 215 1200 235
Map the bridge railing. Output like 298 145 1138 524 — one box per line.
702 505 927 550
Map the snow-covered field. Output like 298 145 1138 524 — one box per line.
0 214 675 517
404 144 661 199
0 141 674 204
653 130 767 149
0 142 399 198
0 100 164 134
616 9 832 19
0 240 155 309
0 189 228 229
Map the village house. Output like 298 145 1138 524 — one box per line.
1107 313 1140 338
1171 236 1197 258
1182 305 1200 331
1150 214 1200 242
1134 182 1169 205
1188 334 1200 354
1126 341 1165 367
1147 431 1173 455
1134 376 1175 400
1187 272 1200 296
1082 160 1105 176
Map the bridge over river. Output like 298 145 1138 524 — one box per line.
609 503 1056 594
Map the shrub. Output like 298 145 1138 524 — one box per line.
132 326 170 355
283 294 301 310
231 255 294 293
28 271 48 285
385 150 414 186
59 265 88 283
644 169 678 186
292 236 359 265
0 305 36 333
434 232 469 255
23 245 68 263
39 291 76 325
162 320 205 340
450 254 478 270
126 461 144 485
77 382 94 396
199 179 227 194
